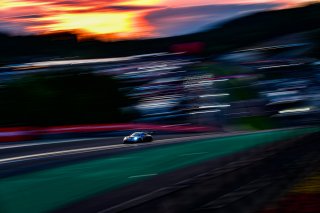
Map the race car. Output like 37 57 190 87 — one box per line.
123 132 153 144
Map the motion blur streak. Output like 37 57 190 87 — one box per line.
0 144 127 164
279 107 311 114
1 2 320 213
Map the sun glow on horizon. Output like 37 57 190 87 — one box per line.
1 0 161 40
29 13 135 39
1 0 320 40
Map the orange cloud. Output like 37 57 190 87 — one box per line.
1 0 162 40
1 0 319 40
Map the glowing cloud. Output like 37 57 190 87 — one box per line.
0 0 161 39
1 0 319 39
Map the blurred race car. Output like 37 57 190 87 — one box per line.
123 132 153 144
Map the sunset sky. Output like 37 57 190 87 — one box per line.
0 0 318 40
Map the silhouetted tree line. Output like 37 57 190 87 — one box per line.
0 70 138 126
310 29 320 58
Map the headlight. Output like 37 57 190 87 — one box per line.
133 137 139 141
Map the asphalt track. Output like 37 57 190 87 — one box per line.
0 133 224 158
0 133 242 177
0 127 318 213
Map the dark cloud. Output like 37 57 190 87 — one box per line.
0 21 30 35
105 5 165 11
51 1 79 6
12 14 45 19
146 3 283 37
0 19 59 35
50 0 80 5
49 0 123 6
51 4 165 14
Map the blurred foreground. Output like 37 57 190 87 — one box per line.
0 4 320 141
0 38 320 142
